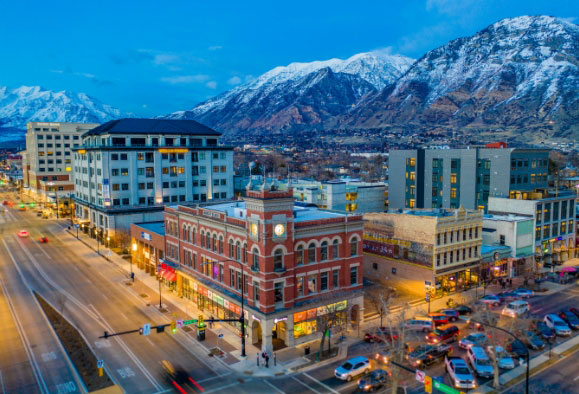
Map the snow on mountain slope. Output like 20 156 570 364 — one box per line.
0 86 124 135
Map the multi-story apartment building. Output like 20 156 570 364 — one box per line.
488 190 576 266
24 122 99 210
482 214 535 279
363 207 483 297
389 147 550 212
133 181 364 352
73 118 234 243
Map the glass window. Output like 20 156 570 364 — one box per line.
320 272 328 291
332 240 339 259
308 243 316 263
350 238 358 256
321 241 328 261
332 270 339 288
274 249 284 271
296 245 304 265
253 249 259 270
274 282 283 304
308 276 317 293
297 277 304 296
350 267 358 285
230 268 235 288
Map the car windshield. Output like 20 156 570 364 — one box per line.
341 362 353 370
433 330 443 336
554 321 567 327
455 367 470 375
478 358 491 366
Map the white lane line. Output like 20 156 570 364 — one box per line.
303 373 341 394
264 380 286 394
198 373 233 383
203 381 244 394
292 376 321 394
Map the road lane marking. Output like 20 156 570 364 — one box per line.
203 381 244 394
574 375 579 381
264 380 286 394
198 373 233 383
292 376 322 394
41 352 57 362
55 381 77 394
303 373 341 394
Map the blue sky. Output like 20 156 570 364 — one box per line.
1 0 576 116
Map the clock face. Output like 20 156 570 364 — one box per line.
274 224 285 237
251 223 258 236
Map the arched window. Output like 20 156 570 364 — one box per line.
243 244 248 263
236 241 241 261
296 245 304 266
274 249 284 271
321 241 328 261
252 249 259 270
350 237 359 256
212 234 217 252
192 228 196 245
308 243 316 264
229 239 234 257
200 231 205 249
183 225 188 241
219 236 224 255
332 239 339 259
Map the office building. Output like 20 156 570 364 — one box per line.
73 118 234 244
132 181 364 352
363 207 483 297
24 122 99 211
389 147 550 212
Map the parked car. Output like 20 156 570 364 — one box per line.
439 309 460 322
364 327 399 343
558 310 579 330
534 321 555 341
426 325 459 344
544 314 572 336
502 300 530 318
513 288 534 298
498 291 522 302
506 339 528 358
404 318 434 332
466 346 494 378
523 331 545 350
357 369 389 392
479 295 501 307
407 344 452 368
38 236 49 243
445 356 476 389
487 346 515 369
455 305 473 315
459 333 489 350
568 307 579 318
428 313 449 327
334 357 370 381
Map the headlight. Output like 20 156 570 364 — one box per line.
416 360 421 365
364 385 371 390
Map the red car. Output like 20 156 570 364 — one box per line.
17 230 29 238
364 327 399 343
428 313 449 327
39 237 49 243
425 325 459 344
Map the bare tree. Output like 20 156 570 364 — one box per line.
366 285 394 328
115 229 132 253
316 295 350 356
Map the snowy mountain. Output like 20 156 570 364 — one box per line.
0 86 125 142
166 52 414 133
340 16 579 142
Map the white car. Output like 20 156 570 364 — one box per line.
544 314 571 336
502 301 530 318
513 288 534 298
334 356 370 381
487 346 515 369
459 333 488 349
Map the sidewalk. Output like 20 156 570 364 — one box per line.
62 225 316 377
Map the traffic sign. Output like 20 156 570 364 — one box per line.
97 360 104 368
143 323 151 336
183 319 198 325
415 369 426 383
176 319 184 328
433 380 461 394
424 376 433 393
74 224 80 228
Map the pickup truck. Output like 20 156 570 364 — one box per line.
444 356 476 389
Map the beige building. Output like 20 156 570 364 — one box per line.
363 207 483 297
23 122 99 213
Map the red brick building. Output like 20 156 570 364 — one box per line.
154 184 364 352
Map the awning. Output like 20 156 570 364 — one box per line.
158 269 166 278
164 271 176 282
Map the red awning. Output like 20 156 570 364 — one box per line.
165 271 176 282
158 269 166 278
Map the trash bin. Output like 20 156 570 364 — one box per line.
304 346 310 356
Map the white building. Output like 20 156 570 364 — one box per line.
73 118 234 243
24 122 99 209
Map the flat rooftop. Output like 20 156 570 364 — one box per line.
135 221 165 236
483 214 532 222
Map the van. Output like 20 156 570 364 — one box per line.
466 346 494 378
404 318 434 332
501 300 529 318
428 313 449 326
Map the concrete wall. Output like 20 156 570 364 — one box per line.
364 254 433 297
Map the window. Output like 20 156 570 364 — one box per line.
308 276 317 293
121 168 129 176
332 270 339 288
111 169 119 176
254 281 260 302
500 235 505 245
320 272 329 291
332 240 339 259
297 277 304 296
237 272 242 292
274 282 283 304
350 267 358 285
252 249 259 270
350 238 358 256
219 265 224 283
436 254 441 266
230 268 235 288
236 242 241 262
296 245 304 265
273 249 284 271
321 241 328 261
308 243 316 263
229 239 234 257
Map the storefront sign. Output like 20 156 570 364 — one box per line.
208 291 213 300
223 299 229 309
160 259 179 269
274 317 288 324
306 308 317 320
294 311 306 323
161 263 176 273
141 232 152 241
214 295 224 306
193 283 198 291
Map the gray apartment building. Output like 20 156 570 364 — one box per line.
73 118 234 245
389 147 550 212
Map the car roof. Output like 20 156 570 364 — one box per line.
347 356 368 363
509 300 528 305
451 358 468 366
469 346 488 356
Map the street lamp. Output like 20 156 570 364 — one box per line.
202 259 247 358
131 243 137 282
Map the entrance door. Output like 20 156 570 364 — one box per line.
272 321 287 350
252 321 262 347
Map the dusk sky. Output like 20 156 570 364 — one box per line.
2 0 577 116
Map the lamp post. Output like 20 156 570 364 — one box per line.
202 259 247 358
466 317 530 394
131 243 137 282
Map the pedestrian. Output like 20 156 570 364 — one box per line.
209 315 214 329
273 352 277 366
257 352 260 367
265 352 270 368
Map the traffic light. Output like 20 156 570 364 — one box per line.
157 325 165 333
170 320 177 334
198 314 204 328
